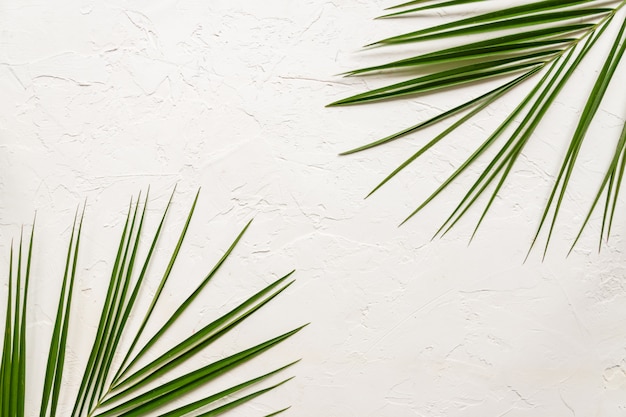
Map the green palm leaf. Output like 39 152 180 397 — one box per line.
330 0 626 256
1 189 304 417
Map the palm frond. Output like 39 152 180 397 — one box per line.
1 225 34 417
1 189 304 417
330 0 626 257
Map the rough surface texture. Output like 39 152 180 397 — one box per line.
1 1 625 416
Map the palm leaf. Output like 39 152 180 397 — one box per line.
1 189 304 417
330 0 626 256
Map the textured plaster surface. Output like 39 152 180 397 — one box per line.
1 0 626 416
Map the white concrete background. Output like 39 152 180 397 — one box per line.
1 0 626 416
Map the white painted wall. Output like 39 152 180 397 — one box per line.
1 1 626 416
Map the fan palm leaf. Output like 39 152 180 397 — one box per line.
330 0 626 257
1 189 304 417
